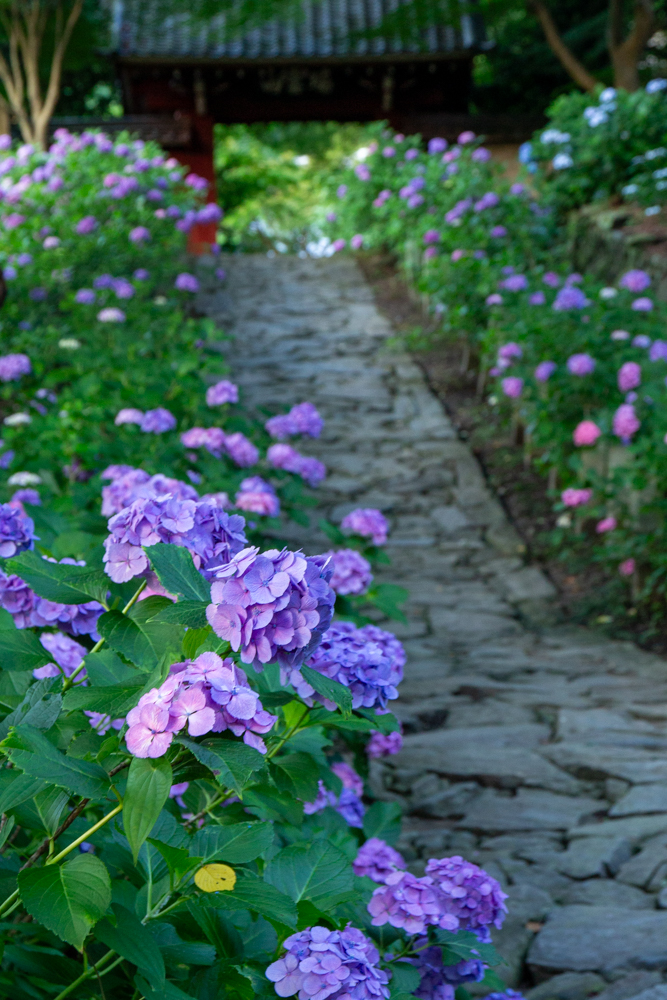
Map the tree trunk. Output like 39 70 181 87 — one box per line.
608 0 655 91
530 0 599 91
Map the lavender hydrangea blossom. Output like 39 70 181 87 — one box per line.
35 632 87 679
267 443 326 486
341 508 388 545
424 856 508 931
125 651 277 757
325 548 373 595
366 729 403 758
100 466 199 517
265 402 323 439
368 871 459 935
285 621 404 712
353 838 406 882
265 925 390 1000
235 477 280 518
140 408 176 434
0 354 31 382
206 380 238 406
0 503 35 557
206 546 335 669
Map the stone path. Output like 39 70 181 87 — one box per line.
201 254 667 1000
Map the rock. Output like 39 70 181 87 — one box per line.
528 906 667 972
430 505 469 532
526 971 606 1000
569 816 667 845
610 785 667 817
592 974 664 1000
414 782 481 818
543 744 667 784
616 989 667 1000
556 838 632 879
658 886 667 908
502 567 557 603
491 882 553 987
616 834 667 889
559 879 654 909
459 788 601 832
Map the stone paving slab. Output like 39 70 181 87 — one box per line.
201 254 667 992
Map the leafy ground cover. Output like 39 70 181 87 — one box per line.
324 84 667 636
0 131 515 1000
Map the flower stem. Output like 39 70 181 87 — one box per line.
52 949 118 1000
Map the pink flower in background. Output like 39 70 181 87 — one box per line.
115 408 143 426
75 215 97 235
613 403 640 441
458 131 476 143
486 293 503 305
235 477 280 518
620 269 651 292
43 236 60 249
472 147 491 161
341 508 388 545
596 517 617 533
332 239 346 251
129 226 150 243
543 272 560 287
355 164 371 180
501 376 523 398
423 229 440 244
567 353 596 376
619 558 636 576
561 488 592 507
632 297 653 311
573 421 602 446
97 307 125 322
535 361 556 382
423 246 437 260
350 234 364 249
618 362 641 392
451 249 466 261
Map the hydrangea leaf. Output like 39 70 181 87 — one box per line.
0 770 46 814
362 801 402 846
18 854 111 950
83 648 141 686
98 600 181 671
95 903 165 988
389 963 421 998
300 665 353 716
123 756 172 863
0 627 53 672
7 550 109 605
242 784 303 827
4 725 110 799
270 751 320 802
143 542 211 602
62 678 144 717
177 735 265 796
264 840 354 910
0 678 61 741
191 870 297 930
190 821 274 864
148 599 209 628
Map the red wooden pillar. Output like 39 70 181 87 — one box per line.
168 115 218 254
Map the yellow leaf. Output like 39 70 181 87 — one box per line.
194 863 237 893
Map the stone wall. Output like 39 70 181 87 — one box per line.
570 204 667 299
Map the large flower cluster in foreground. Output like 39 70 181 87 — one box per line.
285 621 404 712
207 546 335 669
125 651 277 757
265 925 389 1000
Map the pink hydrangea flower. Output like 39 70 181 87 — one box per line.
567 353 596 375
573 421 602 446
341 508 388 545
561 488 592 507
115 408 144 426
613 403 640 441
350 234 364 249
620 269 651 292
97 307 125 322
619 558 636 576
596 517 617 533
618 362 641 392
501 376 523 398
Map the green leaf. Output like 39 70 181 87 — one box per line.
0 607 15 630
144 543 211 601
300 665 353 715
123 756 172 862
95 903 165 987
146 839 201 886
148 600 209 628
177 736 265 796
7 551 109 606
18 854 111 950
0 678 62 741
191 822 274 864
5 725 110 799
97 610 155 669
270 752 320 801
193 871 297 929
0 628 52 672
84 648 140 686
0 770 46 814
62 678 144 718
187 902 245 958
264 840 354 909
389 963 422 997
33 787 69 837
362 801 402 846
243 784 304 827
367 583 408 623
182 625 213 659
136 975 207 1000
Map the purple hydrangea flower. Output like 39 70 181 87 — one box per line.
535 360 556 382
613 403 640 441
567 353 596 376
632 297 653 311
134 268 149 281
553 287 589 310
224 432 260 468
35 632 87 679
489 226 507 238
75 216 97 235
340 508 388 545
424 856 508 930
175 272 199 293
303 767 365 826
11 488 40 507
206 380 239 406
366 729 403 758
0 559 102 636
125 652 277 757
353 838 406 882
620 269 651 292
324 548 373 595
543 272 560 287
103 493 247 583
428 137 447 154
97 307 125 322
265 402 324 439
474 192 499 211
411 942 485 1000
129 226 150 243
140 408 177 434
618 362 641 392
267 444 326 486
0 503 35 557
501 377 523 398
235 477 280 518
265 925 389 1000
286 621 404 712
368 871 459 935
180 427 226 456
206 545 335 670
75 288 96 304
650 340 667 361
0 354 31 382
114 408 144 427
529 291 546 305
100 466 199 516
112 278 134 299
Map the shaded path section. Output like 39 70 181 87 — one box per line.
201 254 667 995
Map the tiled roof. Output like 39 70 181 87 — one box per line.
113 0 484 60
